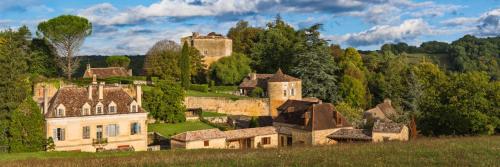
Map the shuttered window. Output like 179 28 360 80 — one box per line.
82 126 90 139
53 128 65 141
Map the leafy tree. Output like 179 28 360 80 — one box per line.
37 15 92 79
8 98 45 152
29 38 59 77
144 40 181 80
448 35 499 80
335 102 363 124
106 56 130 68
291 25 339 103
330 44 343 58
227 20 264 55
337 47 368 108
250 15 304 73
419 41 450 54
143 80 186 123
188 46 206 84
180 42 191 89
249 117 259 128
249 87 264 98
209 53 251 85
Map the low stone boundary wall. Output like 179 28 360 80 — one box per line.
184 97 270 116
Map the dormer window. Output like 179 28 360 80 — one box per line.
96 102 104 114
56 104 65 117
108 101 117 114
130 101 138 113
82 103 91 116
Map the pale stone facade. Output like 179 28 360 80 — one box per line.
46 113 148 152
184 97 270 116
268 81 302 117
372 125 409 142
181 32 232 67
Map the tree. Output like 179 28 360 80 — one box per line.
337 47 368 108
250 15 304 73
227 20 264 55
419 41 449 54
249 87 264 97
188 46 206 84
8 98 45 152
143 40 181 80
209 53 251 85
291 25 339 103
37 15 92 79
143 80 186 123
29 38 59 77
106 56 130 68
330 44 343 58
335 102 363 124
180 42 191 89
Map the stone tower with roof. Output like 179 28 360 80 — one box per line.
267 69 302 117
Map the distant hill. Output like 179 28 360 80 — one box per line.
75 55 145 77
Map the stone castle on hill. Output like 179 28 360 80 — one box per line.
181 32 232 66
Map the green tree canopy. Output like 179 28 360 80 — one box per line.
143 80 186 123
209 53 251 85
37 15 92 79
227 20 264 56
144 40 181 80
180 42 191 89
106 56 130 68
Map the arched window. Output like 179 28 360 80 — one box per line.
96 102 104 114
82 103 91 116
56 104 66 117
108 101 117 114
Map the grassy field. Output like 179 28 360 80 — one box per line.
148 121 215 137
0 136 498 166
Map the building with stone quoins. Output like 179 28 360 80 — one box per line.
181 32 232 67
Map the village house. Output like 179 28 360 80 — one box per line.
170 127 278 149
181 32 232 66
83 64 132 79
42 82 147 152
363 99 397 122
372 120 409 142
273 100 352 146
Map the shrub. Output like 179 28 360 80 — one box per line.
249 87 264 97
189 84 209 92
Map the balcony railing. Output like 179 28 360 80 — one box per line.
92 138 108 146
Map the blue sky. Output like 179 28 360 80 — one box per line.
0 0 499 55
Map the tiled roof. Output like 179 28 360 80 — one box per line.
224 126 277 140
239 74 274 89
170 129 226 142
364 100 397 121
372 121 405 133
268 69 300 82
327 129 372 141
46 85 142 118
274 100 352 131
83 67 130 79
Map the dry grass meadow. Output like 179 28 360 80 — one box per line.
0 136 498 167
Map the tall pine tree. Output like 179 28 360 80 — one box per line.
180 42 191 89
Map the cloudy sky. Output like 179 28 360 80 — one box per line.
1 0 499 55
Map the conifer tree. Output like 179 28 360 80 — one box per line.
180 42 191 89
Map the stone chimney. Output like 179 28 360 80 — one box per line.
86 64 91 70
43 86 48 114
88 84 93 100
384 99 392 106
250 73 257 80
136 84 142 106
98 82 105 100
128 69 133 76
92 74 97 84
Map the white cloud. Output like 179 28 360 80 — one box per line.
332 19 432 46
441 8 500 37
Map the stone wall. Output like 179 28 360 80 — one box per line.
181 37 232 67
372 126 409 142
184 97 270 116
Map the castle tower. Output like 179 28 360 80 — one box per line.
267 69 302 117
180 32 232 67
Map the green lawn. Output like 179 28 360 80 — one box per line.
0 136 498 166
201 111 227 117
148 121 215 137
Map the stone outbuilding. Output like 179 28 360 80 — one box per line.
273 100 352 146
364 99 397 122
170 129 227 149
372 121 409 142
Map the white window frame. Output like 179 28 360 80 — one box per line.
106 124 120 137
82 103 91 116
108 101 117 114
96 102 104 114
53 128 65 141
130 122 141 135
82 126 90 139
56 104 65 117
130 101 138 113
